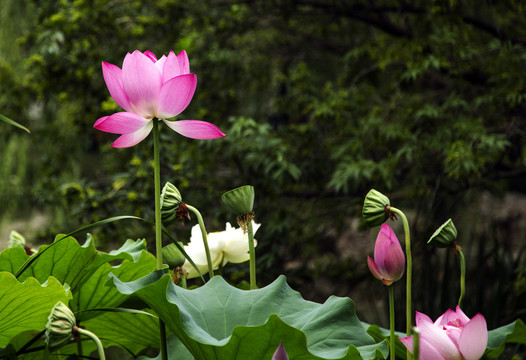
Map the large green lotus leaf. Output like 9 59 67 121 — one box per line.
485 318 526 358
0 247 30 273
109 272 388 360
16 235 147 293
0 272 70 348
72 250 157 320
364 323 407 360
81 311 160 357
138 334 195 360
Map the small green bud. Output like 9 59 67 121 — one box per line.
362 189 391 227
221 185 255 216
428 218 458 248
8 230 26 248
160 182 183 225
162 243 186 268
45 301 76 351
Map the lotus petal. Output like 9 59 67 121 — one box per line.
122 50 161 117
94 112 150 134
157 74 197 118
111 121 153 148
163 120 226 139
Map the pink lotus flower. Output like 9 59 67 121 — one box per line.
94 50 226 148
367 223 405 285
400 306 488 360
272 342 289 360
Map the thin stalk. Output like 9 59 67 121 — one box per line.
153 120 163 270
152 120 168 360
247 220 256 289
75 327 105 360
458 249 466 307
159 322 168 360
186 204 214 279
180 270 187 289
76 327 83 357
413 327 420 360
388 285 396 360
389 207 412 360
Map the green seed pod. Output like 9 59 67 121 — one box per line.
162 243 186 268
45 301 76 351
160 182 183 225
428 218 458 248
221 185 255 216
8 230 26 248
362 189 391 227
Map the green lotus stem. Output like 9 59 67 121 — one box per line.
458 249 466 307
152 120 168 360
389 207 412 359
159 321 168 360
153 120 163 270
75 327 105 360
413 327 420 360
388 285 396 360
186 204 214 279
77 332 83 357
247 220 256 289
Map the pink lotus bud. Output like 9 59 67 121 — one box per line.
272 342 289 360
367 223 405 285
400 306 488 360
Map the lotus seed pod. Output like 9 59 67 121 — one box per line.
160 182 183 225
362 189 391 227
45 301 76 351
221 185 255 216
8 230 26 248
162 243 186 268
428 218 458 248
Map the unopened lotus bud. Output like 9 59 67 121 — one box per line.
367 223 405 285
428 219 457 248
160 182 184 225
362 189 391 227
272 342 289 360
45 301 76 351
162 243 186 268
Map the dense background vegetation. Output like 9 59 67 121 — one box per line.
1 0 525 348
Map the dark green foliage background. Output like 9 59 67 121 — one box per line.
1 0 525 349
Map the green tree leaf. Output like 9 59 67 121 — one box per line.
0 113 30 133
109 272 388 360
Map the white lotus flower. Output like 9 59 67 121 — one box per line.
183 221 260 278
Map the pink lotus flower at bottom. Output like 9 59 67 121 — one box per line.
400 306 488 360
